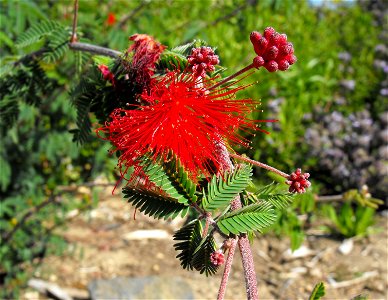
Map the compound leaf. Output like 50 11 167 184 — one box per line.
202 164 252 212
123 187 188 220
173 219 203 271
217 202 276 236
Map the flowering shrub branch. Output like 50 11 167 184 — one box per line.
68 3 311 297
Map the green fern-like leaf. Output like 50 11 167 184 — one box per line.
191 235 219 276
250 183 294 210
43 28 70 63
202 164 252 211
16 20 62 48
162 154 198 203
217 202 277 236
308 282 325 300
173 219 203 270
141 159 194 205
70 78 95 144
157 50 188 72
170 39 209 56
123 186 189 220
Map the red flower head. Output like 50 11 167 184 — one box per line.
187 46 220 78
250 27 297 72
286 168 311 193
106 13 116 26
98 71 257 179
124 34 166 92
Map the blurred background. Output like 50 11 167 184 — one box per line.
0 0 387 299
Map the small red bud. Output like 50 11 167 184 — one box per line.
254 37 269 55
264 46 279 60
253 56 265 68
286 54 297 65
264 27 276 39
278 60 290 71
278 33 288 45
264 60 278 72
282 42 294 54
269 32 281 45
250 31 262 45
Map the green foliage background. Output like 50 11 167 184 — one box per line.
0 0 384 297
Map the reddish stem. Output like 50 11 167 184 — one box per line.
202 212 212 237
70 0 79 43
230 153 289 178
215 142 258 300
209 63 254 91
217 239 237 300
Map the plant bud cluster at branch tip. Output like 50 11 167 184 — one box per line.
286 168 311 193
210 250 225 266
250 27 297 72
187 47 220 78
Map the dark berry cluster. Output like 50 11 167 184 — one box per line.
250 27 297 72
187 46 220 77
286 168 311 193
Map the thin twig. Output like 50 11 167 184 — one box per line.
202 212 212 237
117 0 149 28
70 0 79 43
2 194 60 243
69 42 121 58
210 0 258 27
1 182 115 242
315 194 343 202
329 271 378 289
230 153 289 178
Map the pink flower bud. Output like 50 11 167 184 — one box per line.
253 56 265 68
264 27 276 39
265 60 278 72
278 60 290 71
250 31 262 44
286 54 297 65
264 46 279 60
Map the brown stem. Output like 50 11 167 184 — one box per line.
2 194 60 242
230 153 289 178
69 42 121 58
70 0 79 43
209 63 254 91
217 239 237 300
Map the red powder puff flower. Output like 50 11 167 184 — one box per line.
285 168 311 193
98 71 257 179
123 34 166 92
106 13 116 26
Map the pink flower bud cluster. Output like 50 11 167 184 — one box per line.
250 27 297 72
210 250 225 266
187 46 220 77
286 168 311 193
